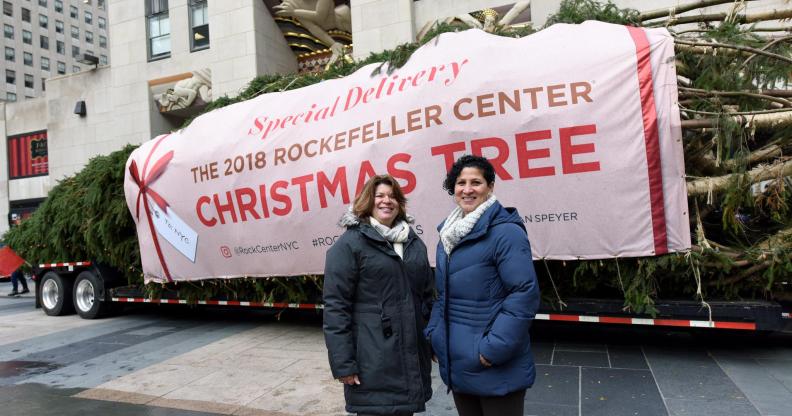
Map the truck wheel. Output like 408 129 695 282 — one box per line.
40 272 75 316
73 271 109 319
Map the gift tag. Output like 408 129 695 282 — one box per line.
149 199 198 262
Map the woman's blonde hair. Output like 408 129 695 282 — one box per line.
353 174 408 223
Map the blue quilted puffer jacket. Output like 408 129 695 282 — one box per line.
425 201 540 396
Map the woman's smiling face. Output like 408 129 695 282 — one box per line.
454 167 493 215
372 183 399 226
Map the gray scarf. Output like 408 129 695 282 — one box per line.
369 216 410 243
439 195 497 255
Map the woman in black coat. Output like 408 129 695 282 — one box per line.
323 174 434 416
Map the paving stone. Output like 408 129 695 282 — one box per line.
97 363 220 397
525 364 579 407
242 373 345 415
608 346 648 370
757 359 792 394
0 301 36 314
0 383 224 416
643 347 749 401
531 342 553 365
741 347 792 361
665 398 760 416
0 311 104 347
581 367 666 416
523 402 578 416
163 368 291 407
0 316 155 362
553 350 610 367
23 322 255 389
555 342 607 352
711 352 792 416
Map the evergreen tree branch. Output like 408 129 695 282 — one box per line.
740 35 792 69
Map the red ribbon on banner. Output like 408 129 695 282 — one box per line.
129 134 175 282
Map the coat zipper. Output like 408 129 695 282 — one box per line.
444 252 453 393
389 237 429 400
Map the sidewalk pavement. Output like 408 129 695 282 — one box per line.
1 280 791 416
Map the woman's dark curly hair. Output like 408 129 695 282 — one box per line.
442 155 496 195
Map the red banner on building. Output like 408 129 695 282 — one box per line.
8 130 49 179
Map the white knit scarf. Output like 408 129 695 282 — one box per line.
439 195 497 255
370 217 410 258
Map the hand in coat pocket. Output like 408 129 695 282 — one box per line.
479 354 492 367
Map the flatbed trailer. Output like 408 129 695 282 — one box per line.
33 261 789 332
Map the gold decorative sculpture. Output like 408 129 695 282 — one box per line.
274 0 352 66
417 1 531 40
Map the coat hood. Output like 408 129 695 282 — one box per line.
338 207 415 228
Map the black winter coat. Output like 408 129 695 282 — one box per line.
323 213 434 415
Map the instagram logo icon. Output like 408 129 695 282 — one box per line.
220 246 232 258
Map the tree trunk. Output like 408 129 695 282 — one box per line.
687 159 792 196
640 0 760 21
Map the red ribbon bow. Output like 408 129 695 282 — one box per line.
129 134 174 282
129 151 174 219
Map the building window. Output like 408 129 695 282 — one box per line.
99 54 107 65
8 131 49 178
147 0 170 60
57 61 65 74
24 74 34 88
98 16 106 29
38 0 47 7
23 29 32 44
71 45 79 57
189 0 209 51
55 20 63 33
84 10 92 24
40 34 48 49
5 69 14 85
69 5 77 19
5 47 14 62
72 65 80 73
71 25 78 39
39 14 47 29
56 40 64 54
3 1 12 17
3 24 12 39
41 56 49 70
54 0 62 12
99 35 106 48
85 30 93 44
98 0 105 9
6 92 17 102
41 78 46 91
23 51 33 66
22 7 31 22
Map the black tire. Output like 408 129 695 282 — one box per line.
39 271 75 316
73 270 111 319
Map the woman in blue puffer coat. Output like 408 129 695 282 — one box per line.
425 155 540 416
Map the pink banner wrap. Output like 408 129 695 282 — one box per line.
124 22 690 283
